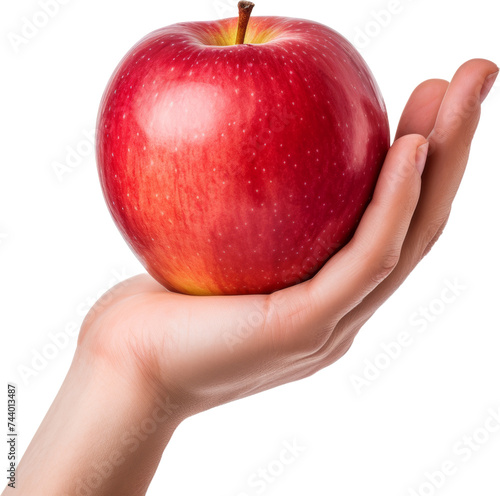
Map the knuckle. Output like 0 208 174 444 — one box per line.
308 318 364 364
413 207 451 261
430 126 452 145
303 324 336 356
335 336 355 360
317 332 356 366
300 363 324 381
422 216 449 258
430 99 480 147
268 291 331 358
369 248 400 284
386 155 417 192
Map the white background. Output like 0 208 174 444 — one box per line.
1 0 499 494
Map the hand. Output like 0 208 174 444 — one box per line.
7 58 497 496
77 58 498 417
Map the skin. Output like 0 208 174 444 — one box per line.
3 58 498 496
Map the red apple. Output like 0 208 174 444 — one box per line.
96 3 390 295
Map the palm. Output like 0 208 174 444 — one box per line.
78 59 495 416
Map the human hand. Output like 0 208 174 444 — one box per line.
77 58 498 419
8 58 497 496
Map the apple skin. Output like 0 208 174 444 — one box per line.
96 15 390 295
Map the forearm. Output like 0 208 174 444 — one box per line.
2 349 183 496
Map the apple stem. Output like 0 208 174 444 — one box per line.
235 1 255 45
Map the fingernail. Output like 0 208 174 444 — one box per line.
415 142 429 175
480 69 499 104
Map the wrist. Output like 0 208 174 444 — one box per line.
10 348 183 496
